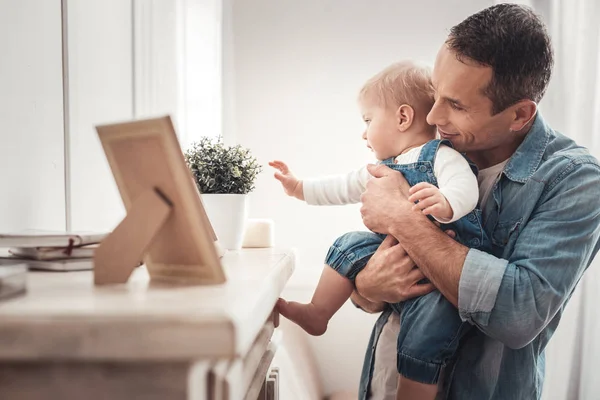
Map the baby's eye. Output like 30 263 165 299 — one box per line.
364 119 371 124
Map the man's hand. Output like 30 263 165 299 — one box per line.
408 182 454 221
355 235 435 303
350 290 387 313
360 164 412 234
269 160 304 200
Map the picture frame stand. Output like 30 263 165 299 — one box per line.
94 188 173 285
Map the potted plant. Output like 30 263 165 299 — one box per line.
184 137 262 250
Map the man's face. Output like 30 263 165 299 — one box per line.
427 45 516 161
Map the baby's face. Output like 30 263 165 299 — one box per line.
359 101 403 160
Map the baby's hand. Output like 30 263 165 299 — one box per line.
269 160 304 200
407 182 453 221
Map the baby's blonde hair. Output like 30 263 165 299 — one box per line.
358 61 435 120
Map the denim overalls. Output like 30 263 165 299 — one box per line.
325 139 491 384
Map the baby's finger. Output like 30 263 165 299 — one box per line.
269 161 282 171
270 161 289 173
274 172 286 182
408 188 437 203
421 204 442 216
412 196 438 211
277 161 289 174
409 182 434 194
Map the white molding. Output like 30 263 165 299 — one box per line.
61 0 72 231
221 0 235 145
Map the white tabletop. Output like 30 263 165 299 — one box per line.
0 248 295 361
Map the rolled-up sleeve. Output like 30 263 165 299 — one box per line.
457 160 600 349
459 248 508 325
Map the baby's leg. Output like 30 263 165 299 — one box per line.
278 231 384 336
278 266 353 336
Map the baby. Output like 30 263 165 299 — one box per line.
271 61 492 399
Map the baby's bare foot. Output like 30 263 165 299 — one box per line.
276 298 329 336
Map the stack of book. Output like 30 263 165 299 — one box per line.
0 230 108 272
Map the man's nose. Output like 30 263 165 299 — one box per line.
427 101 448 126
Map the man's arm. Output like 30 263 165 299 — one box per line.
355 230 436 304
360 161 600 349
358 163 466 305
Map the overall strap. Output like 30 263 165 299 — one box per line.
417 139 454 169
379 157 397 166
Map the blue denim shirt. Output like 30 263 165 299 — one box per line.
359 113 600 399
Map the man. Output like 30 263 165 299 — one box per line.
352 4 600 400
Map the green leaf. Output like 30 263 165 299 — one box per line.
184 136 263 194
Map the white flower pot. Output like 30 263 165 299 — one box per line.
201 194 248 250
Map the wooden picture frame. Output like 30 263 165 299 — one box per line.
94 116 226 285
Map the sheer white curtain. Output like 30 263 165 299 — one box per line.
133 0 222 148
495 1 600 399
536 1 600 399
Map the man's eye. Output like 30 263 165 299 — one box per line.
449 102 464 111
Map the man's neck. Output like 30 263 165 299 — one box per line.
467 120 535 170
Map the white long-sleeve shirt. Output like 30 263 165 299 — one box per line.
302 144 478 223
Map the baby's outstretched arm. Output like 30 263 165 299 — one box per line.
270 161 369 205
269 160 304 200
408 182 454 221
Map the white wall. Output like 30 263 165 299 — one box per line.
229 0 493 395
0 0 66 232
66 0 133 232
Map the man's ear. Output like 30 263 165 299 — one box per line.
396 104 415 132
509 100 537 132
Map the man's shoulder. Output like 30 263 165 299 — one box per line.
544 129 599 164
536 129 600 188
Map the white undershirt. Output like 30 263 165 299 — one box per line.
370 312 401 400
477 159 509 213
303 144 479 224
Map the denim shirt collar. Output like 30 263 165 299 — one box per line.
503 113 550 183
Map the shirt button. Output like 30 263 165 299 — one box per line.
419 165 427 172
470 238 481 247
468 213 477 222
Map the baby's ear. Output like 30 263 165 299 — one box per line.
396 104 415 132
